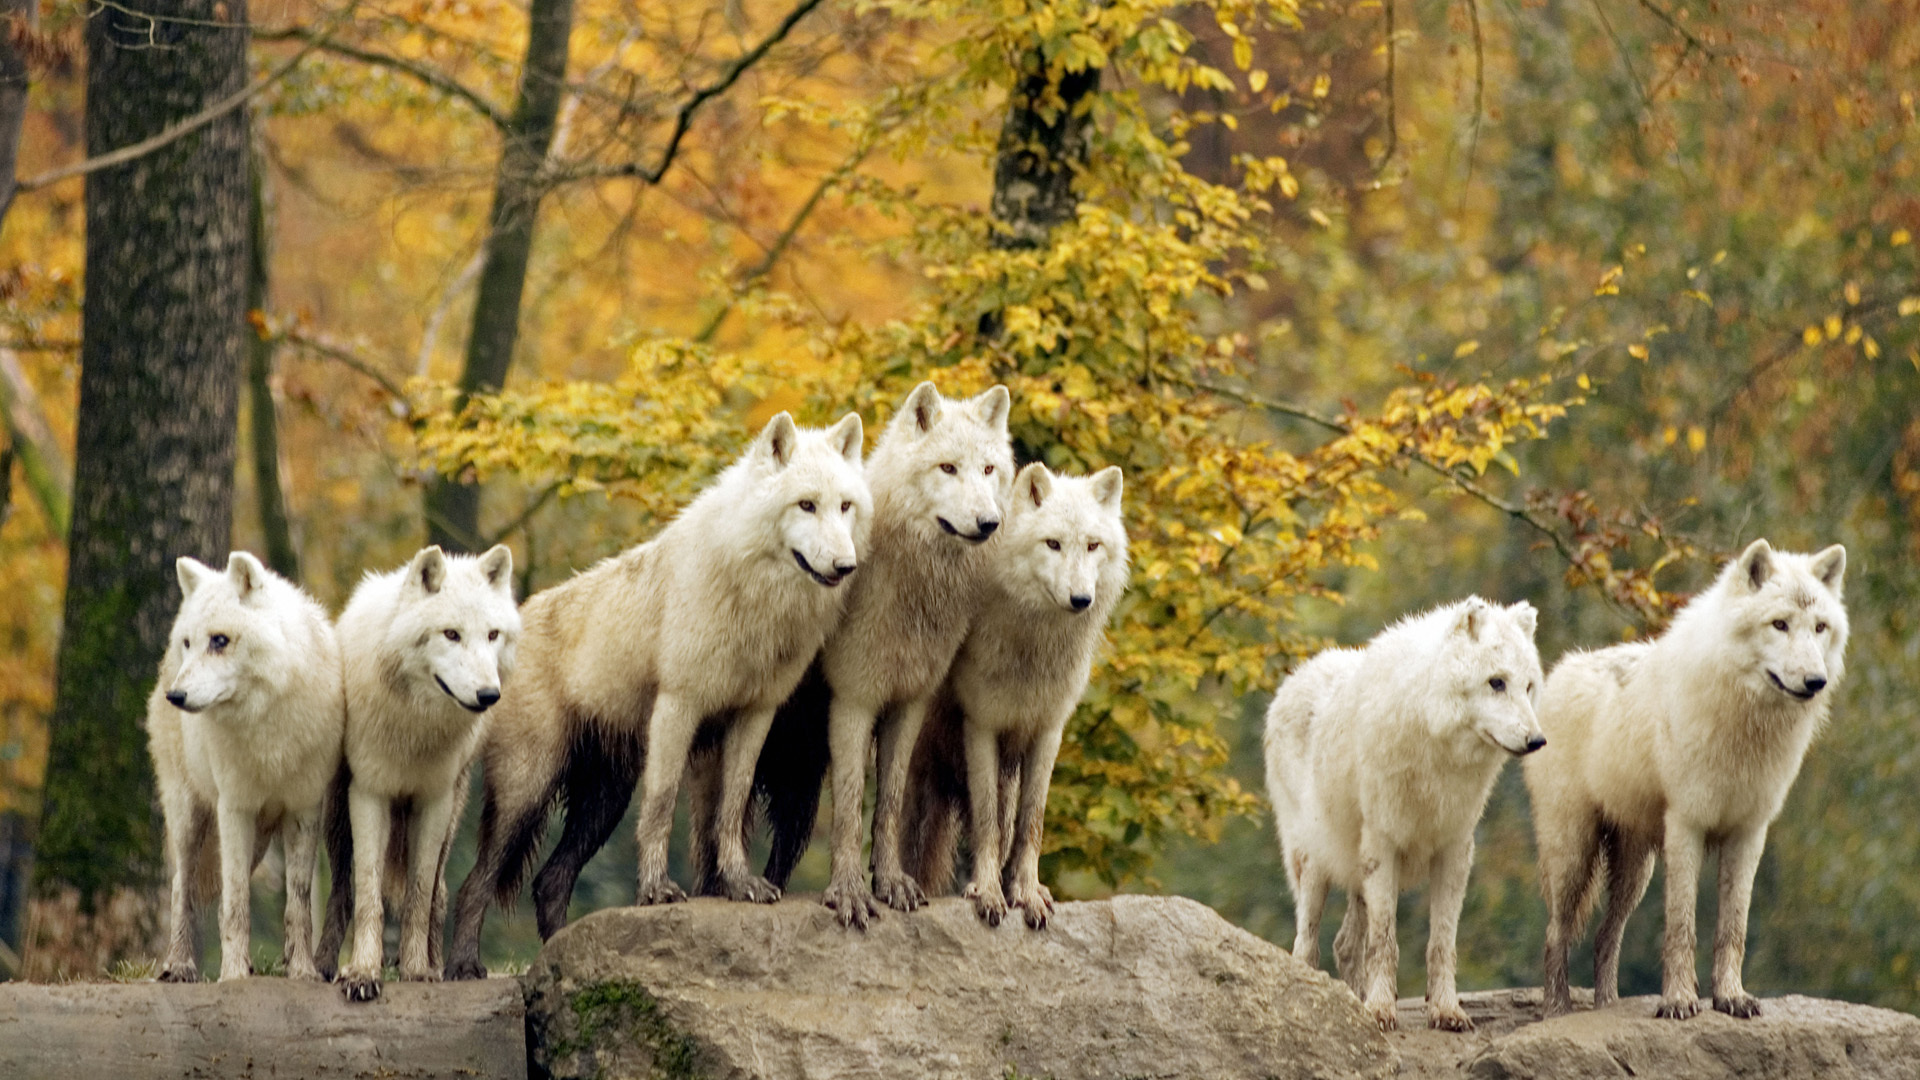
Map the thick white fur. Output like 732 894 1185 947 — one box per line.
1526 539 1848 1021
333 543 519 1000
147 552 343 982
951 463 1128 929
1264 597 1545 1032
818 382 1013 928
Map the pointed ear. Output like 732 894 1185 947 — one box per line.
226 552 268 601
825 412 864 466
974 385 1011 433
477 544 514 593
1508 600 1539 639
1014 462 1054 510
756 412 800 467
1736 538 1775 592
176 557 216 600
1452 598 1489 640
900 381 942 435
1808 544 1846 594
409 546 448 596
1089 466 1123 513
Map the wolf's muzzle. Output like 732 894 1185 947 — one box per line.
1767 671 1822 700
936 517 996 544
792 550 853 587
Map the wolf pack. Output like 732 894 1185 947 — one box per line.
144 380 1849 1032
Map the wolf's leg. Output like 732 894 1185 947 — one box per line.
634 694 698 905
316 765 352 981
822 694 881 929
713 704 782 902
1655 811 1705 1019
1711 821 1768 1018
1333 891 1367 992
160 799 210 982
340 786 391 1001
1356 838 1401 1031
1005 725 1063 929
426 764 469 973
996 755 1020 883
871 696 932 912
1594 828 1656 1008
1425 837 1475 1032
686 742 723 895
961 720 1008 927
398 785 457 980
1538 808 1601 1016
215 798 259 981
1288 852 1329 968
281 804 323 980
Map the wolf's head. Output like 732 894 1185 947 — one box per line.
165 552 296 714
388 545 521 712
1709 538 1849 705
872 382 1014 544
747 411 871 588
995 463 1130 616
1437 598 1546 757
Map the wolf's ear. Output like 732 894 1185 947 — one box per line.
1452 598 1489 640
226 552 268 602
974 385 1011 433
176 557 216 599
900 381 942 435
1089 467 1124 513
1508 600 1539 638
409 546 448 596
1735 538 1775 592
756 412 800 467
477 545 514 593
825 412 864 466
1015 462 1054 510
1809 544 1846 594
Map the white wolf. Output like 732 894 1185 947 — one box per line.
1263 598 1545 1032
899 463 1128 929
321 543 518 1001
1527 539 1848 1021
444 412 869 978
147 552 343 982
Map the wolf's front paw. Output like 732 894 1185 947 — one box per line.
445 956 488 981
823 879 879 930
1654 994 1702 1020
719 871 781 904
1368 998 1400 1032
401 964 442 983
218 958 253 982
636 874 688 906
338 969 383 1002
873 872 925 913
157 962 199 983
1713 993 1761 1019
1008 880 1054 929
965 881 1008 927
284 956 323 982
1428 1004 1474 1032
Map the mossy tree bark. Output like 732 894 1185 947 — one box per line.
26 0 249 979
423 0 574 554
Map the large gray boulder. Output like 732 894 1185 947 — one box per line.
523 894 1394 1080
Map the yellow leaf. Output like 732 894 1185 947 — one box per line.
1627 343 1648 361
1802 325 1823 346
1864 335 1881 359
1220 113 1238 131
1453 340 1480 359
1824 314 1843 339
1898 296 1920 316
1233 37 1252 71
1844 281 1862 306
1576 373 1592 390
1893 229 1911 247
1249 69 1268 93
1663 425 1678 446
1311 73 1330 98
1307 208 1331 228
1686 426 1706 453
1844 324 1862 345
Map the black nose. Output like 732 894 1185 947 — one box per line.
976 518 999 538
833 559 857 576
1070 595 1092 611
1523 734 1547 754
165 690 187 708
1803 677 1827 694
476 687 501 708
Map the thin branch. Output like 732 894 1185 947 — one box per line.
1589 0 1650 110
543 0 827 187
1635 0 1719 58
694 148 868 343
276 326 410 405
485 480 562 546
1372 0 1397 173
0 336 80 351
1461 0 1485 194
416 247 487 377
16 5 356 193
255 25 511 131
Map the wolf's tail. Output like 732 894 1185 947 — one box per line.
751 660 833 890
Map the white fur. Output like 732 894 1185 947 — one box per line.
147 552 343 983
332 543 519 1000
817 382 1014 928
1264 597 1545 1032
1527 539 1849 1021
951 463 1128 929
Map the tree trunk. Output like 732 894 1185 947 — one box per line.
246 116 298 581
0 0 32 222
25 0 249 981
423 0 574 553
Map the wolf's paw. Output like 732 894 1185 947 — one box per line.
965 881 1008 927
445 956 488 981
636 875 688 906
401 964 442 983
1713 993 1762 1019
284 957 323 982
1008 881 1054 929
338 970 383 1002
1654 995 1702 1020
1428 1005 1474 1033
157 962 199 984
873 872 925 913
824 879 879 930
218 959 254 982
1368 1000 1400 1032
719 871 782 904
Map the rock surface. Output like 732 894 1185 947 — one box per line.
0 977 527 1079
523 893 1393 1080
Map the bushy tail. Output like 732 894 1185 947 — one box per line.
900 696 967 895
751 661 832 890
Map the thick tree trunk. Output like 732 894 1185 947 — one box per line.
0 0 32 221
423 0 574 553
25 0 249 980
246 117 298 580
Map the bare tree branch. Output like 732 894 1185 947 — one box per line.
276 326 411 406
254 25 511 131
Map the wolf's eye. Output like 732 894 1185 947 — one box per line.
1488 677 1506 693
488 629 500 642
799 500 817 513
1771 619 1789 632
445 629 461 643
939 463 957 475
1045 539 1061 551
1087 541 1100 552
984 465 995 475
183 637 191 650
209 634 230 652
1815 622 1828 633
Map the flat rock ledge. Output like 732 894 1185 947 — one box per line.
523 894 1392 1080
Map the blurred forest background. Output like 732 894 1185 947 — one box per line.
0 0 1916 1010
